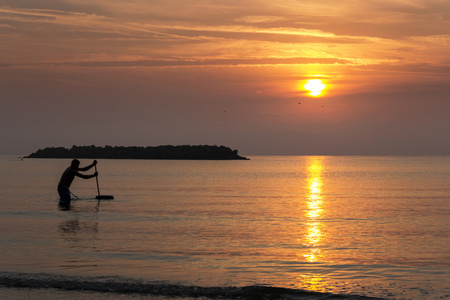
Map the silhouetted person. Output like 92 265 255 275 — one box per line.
58 159 98 209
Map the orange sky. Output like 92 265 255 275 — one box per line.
1 1 450 155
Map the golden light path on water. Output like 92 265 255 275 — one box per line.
298 157 326 292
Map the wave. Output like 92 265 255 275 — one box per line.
0 271 386 299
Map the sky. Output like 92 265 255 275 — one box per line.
1 0 450 156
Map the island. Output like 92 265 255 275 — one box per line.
26 145 248 160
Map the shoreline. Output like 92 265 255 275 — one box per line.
0 271 388 300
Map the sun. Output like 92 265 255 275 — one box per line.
304 79 326 97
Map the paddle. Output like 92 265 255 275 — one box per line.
95 164 100 197
94 163 114 200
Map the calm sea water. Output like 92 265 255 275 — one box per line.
0 155 449 299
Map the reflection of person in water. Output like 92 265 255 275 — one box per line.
58 159 97 209
58 219 99 242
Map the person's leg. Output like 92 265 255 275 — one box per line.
57 186 71 209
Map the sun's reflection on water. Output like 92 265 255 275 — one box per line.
303 157 324 263
298 274 327 293
294 157 328 292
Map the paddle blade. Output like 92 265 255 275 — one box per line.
96 195 114 200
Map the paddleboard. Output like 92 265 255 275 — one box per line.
96 195 114 200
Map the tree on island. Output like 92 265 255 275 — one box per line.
26 145 248 160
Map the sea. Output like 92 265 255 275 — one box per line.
0 155 449 300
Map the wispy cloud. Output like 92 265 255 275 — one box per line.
0 2 448 77
0 57 351 68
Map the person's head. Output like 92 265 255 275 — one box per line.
71 159 80 169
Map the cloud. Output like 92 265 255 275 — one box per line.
235 15 289 24
0 57 351 68
407 35 450 46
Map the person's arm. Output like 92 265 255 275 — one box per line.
75 171 98 179
78 160 97 172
